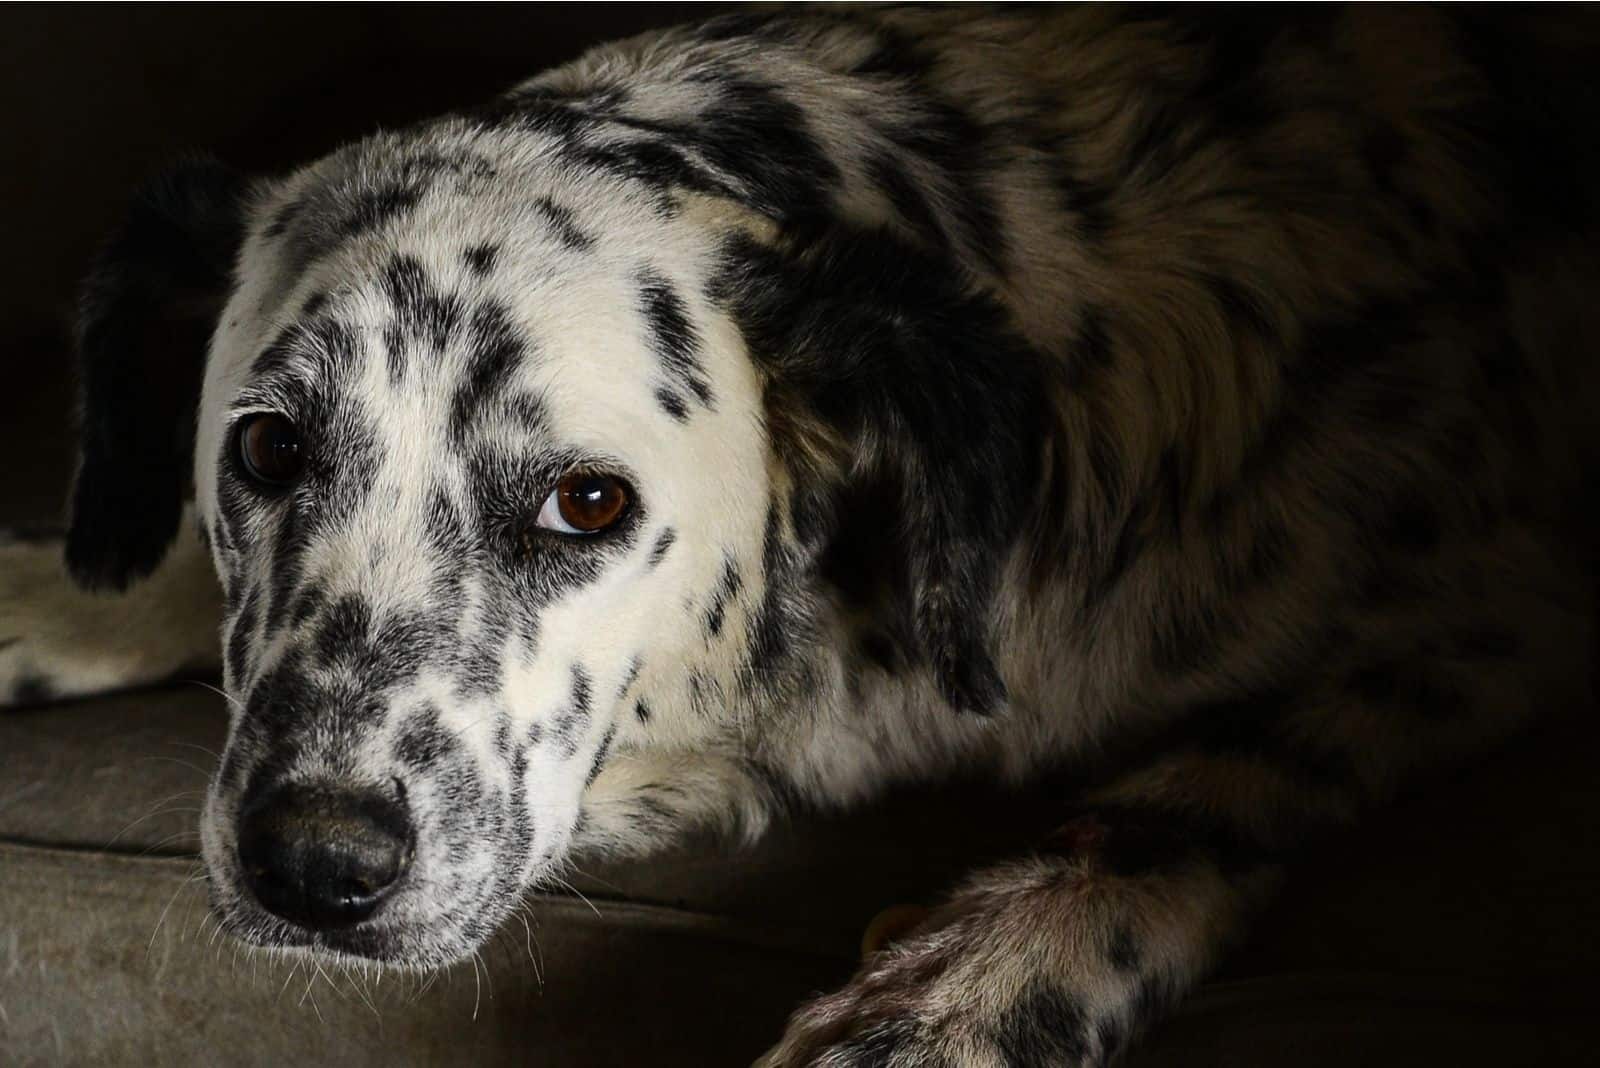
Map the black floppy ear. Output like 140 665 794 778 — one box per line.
66 156 247 590
724 226 1052 714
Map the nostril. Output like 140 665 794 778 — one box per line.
237 781 414 932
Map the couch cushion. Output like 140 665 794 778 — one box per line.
3 684 1598 1065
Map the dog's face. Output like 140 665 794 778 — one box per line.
67 89 1044 966
186 128 781 965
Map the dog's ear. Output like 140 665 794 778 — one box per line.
723 225 1053 714
66 156 248 590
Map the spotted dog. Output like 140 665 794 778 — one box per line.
3 7 1597 1065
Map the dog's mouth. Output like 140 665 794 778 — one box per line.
206 859 521 969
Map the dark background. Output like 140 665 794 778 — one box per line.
0 5 713 522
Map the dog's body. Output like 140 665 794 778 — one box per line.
3 7 1597 1064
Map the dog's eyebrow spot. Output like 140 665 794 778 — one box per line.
450 301 528 440
638 268 714 410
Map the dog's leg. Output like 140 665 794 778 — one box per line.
1 508 221 707
574 749 773 854
756 550 1591 1066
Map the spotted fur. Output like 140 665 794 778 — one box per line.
4 7 1598 1064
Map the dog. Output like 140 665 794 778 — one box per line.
3 7 1597 1064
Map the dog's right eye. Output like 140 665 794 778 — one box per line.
236 413 304 488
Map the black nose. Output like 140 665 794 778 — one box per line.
237 782 414 931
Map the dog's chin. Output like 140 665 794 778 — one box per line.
209 886 507 971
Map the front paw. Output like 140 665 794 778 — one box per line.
1 531 72 707
756 920 1104 1068
1 527 221 708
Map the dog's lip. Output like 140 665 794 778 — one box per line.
218 902 418 961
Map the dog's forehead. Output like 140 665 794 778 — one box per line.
209 128 739 447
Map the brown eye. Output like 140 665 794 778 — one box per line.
237 413 303 488
536 473 631 535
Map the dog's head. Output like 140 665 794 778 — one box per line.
66 97 1047 966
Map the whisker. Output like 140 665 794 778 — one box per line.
548 875 604 920
188 678 245 713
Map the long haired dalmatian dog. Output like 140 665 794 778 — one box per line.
3 7 1597 1065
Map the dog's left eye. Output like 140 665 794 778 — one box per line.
535 473 631 535
236 413 304 489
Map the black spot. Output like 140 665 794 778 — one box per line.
500 391 548 435
260 505 305 639
250 311 362 382
647 528 676 568
263 196 302 239
551 664 594 758
336 183 423 241
463 243 500 276
569 664 592 718
634 698 652 724
992 982 1089 1067
424 485 472 560
314 594 372 668
584 725 617 788
451 302 526 440
617 656 643 698
532 197 595 251
638 269 713 408
704 555 742 638
380 254 465 383
1052 162 1116 245
395 705 459 770
654 387 690 422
